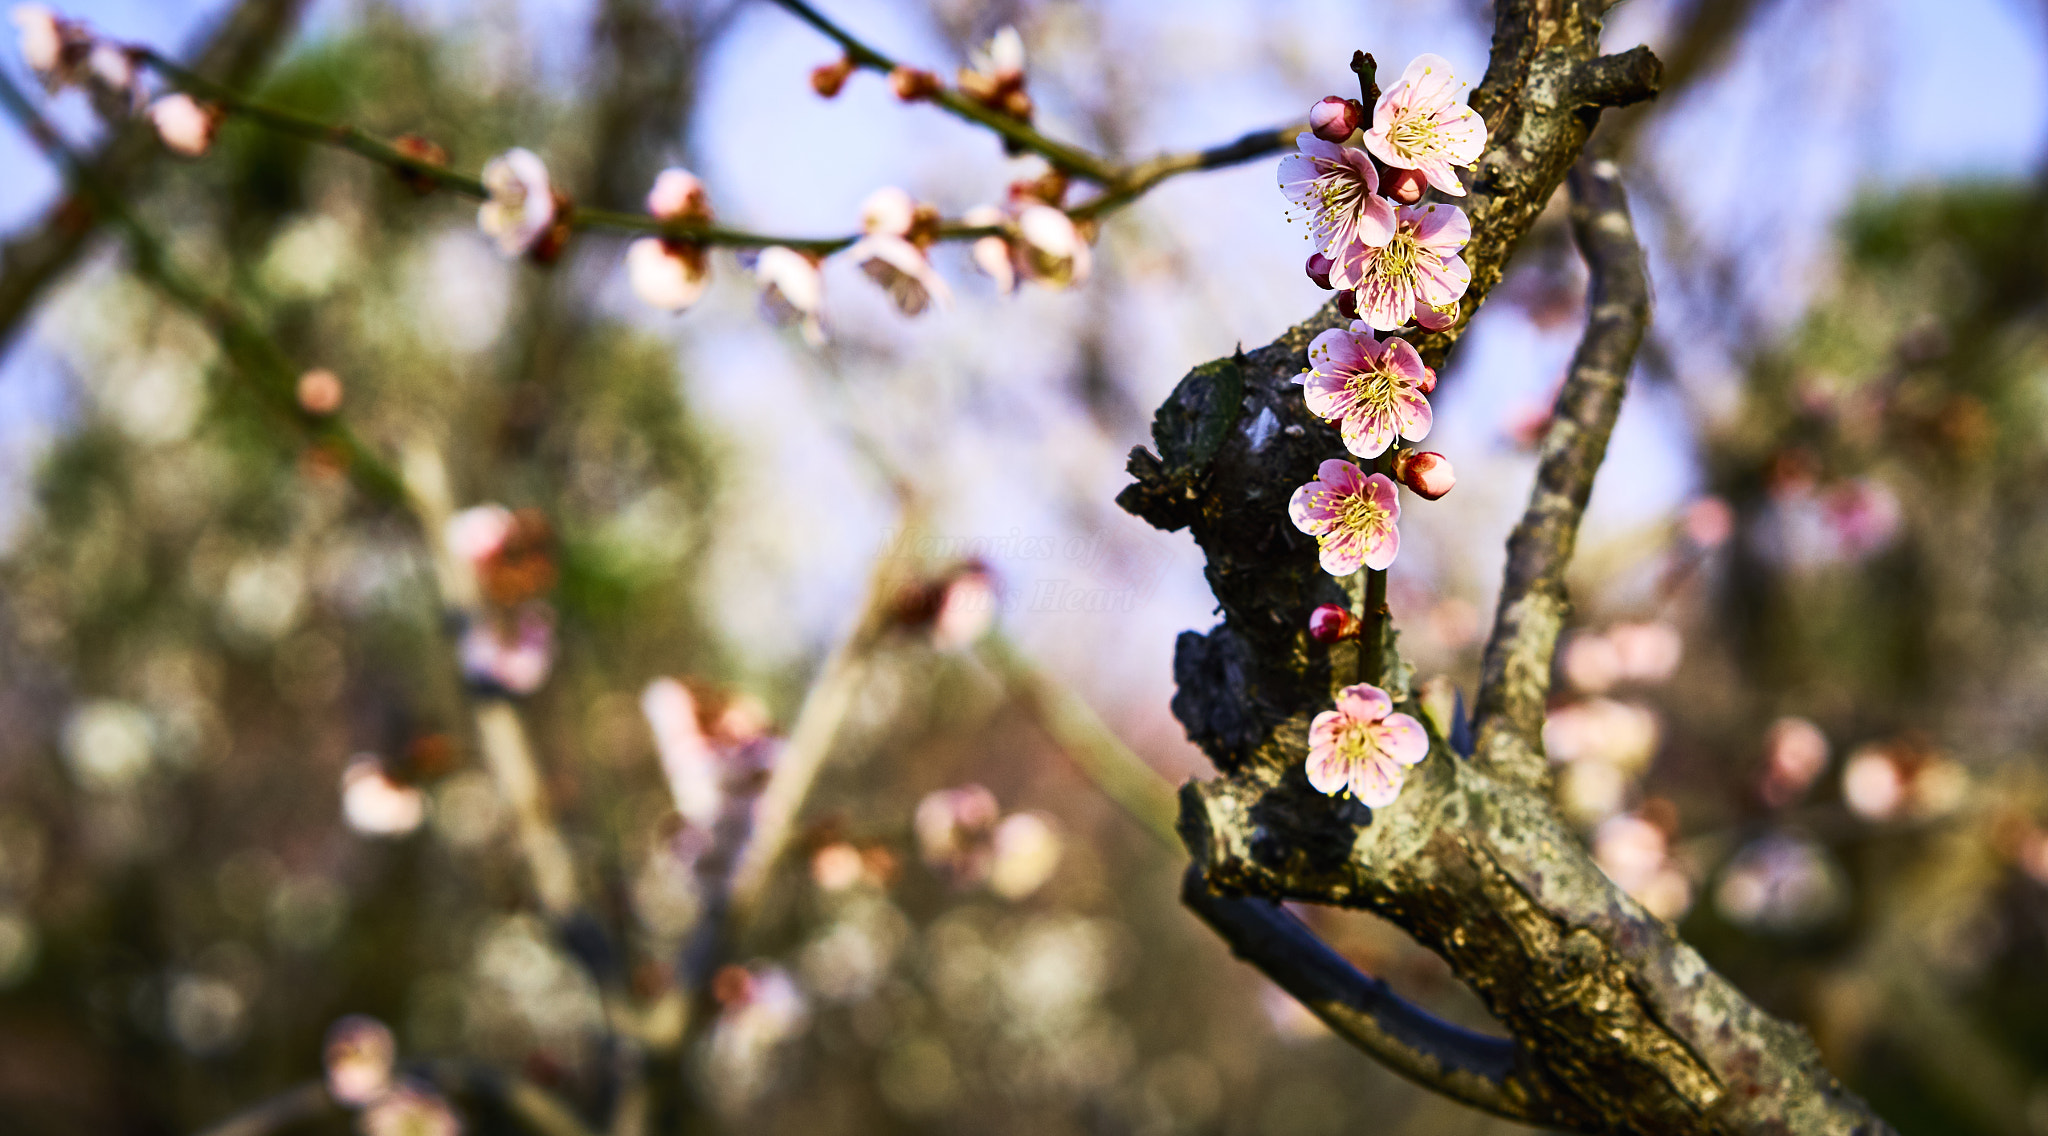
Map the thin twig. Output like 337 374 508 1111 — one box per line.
190 1082 331 1136
1470 153 1649 788
130 42 1295 251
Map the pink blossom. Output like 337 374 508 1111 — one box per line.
12 5 89 89
478 148 557 258
753 246 825 344
645 167 710 223
445 504 515 566
640 678 722 829
340 757 425 837
323 1014 397 1107
459 606 555 696
1759 716 1829 808
86 41 138 107
914 784 1001 885
1333 202 1471 331
1362 53 1486 196
1297 325 1431 458
149 93 218 158
958 27 1032 120
359 1086 461 1136
1288 459 1401 574
964 204 1015 293
1013 203 1089 288
1392 449 1456 500
1278 134 1395 262
627 238 709 312
1305 682 1429 806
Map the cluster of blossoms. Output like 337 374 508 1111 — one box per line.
446 504 562 696
912 783 1064 900
1283 54 1487 808
470 27 1089 340
322 1015 463 1136
12 5 229 154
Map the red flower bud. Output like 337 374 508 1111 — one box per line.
1334 288 1359 322
391 134 449 195
1384 166 1428 205
1305 252 1334 290
1393 450 1456 500
1308 603 1362 644
889 66 942 102
811 56 855 98
1308 96 1364 144
1417 365 1438 395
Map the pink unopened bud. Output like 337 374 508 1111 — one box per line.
1305 252 1334 290
811 55 855 98
1334 288 1358 322
1308 96 1364 144
889 66 942 102
297 368 343 415
1307 603 1362 644
1417 365 1438 395
1384 166 1428 205
1393 450 1456 500
149 93 220 157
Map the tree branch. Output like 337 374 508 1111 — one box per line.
1469 156 1649 789
0 0 309 355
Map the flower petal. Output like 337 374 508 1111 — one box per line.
1408 203 1472 252
1399 53 1460 113
1341 407 1395 458
1318 531 1367 576
1375 712 1431 766
1336 683 1391 722
1289 481 1338 535
1360 519 1400 571
1307 327 1366 374
1350 755 1404 807
1317 458 1368 495
1393 387 1433 442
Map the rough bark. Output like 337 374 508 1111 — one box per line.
1121 2 1896 1132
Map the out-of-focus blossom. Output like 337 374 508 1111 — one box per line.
1305 682 1428 806
930 563 996 649
988 812 1062 899
1759 717 1830 808
964 205 1015 293
1543 698 1659 774
915 784 1001 884
957 26 1031 120
645 167 710 223
149 94 220 157
1822 479 1902 558
627 238 710 312
810 842 865 892
12 5 89 89
753 246 825 344
1335 203 1471 331
1391 449 1455 500
1592 812 1693 921
1563 632 1623 695
707 964 809 1111
1278 134 1395 262
810 54 854 98
446 504 514 567
323 1014 396 1107
849 187 950 316
359 1085 462 1136
1757 478 1903 568
1362 53 1485 196
1841 740 1967 822
1715 834 1847 934
62 700 153 791
887 65 940 102
1289 458 1401 574
85 41 137 107
1308 95 1364 143
477 148 561 259
462 507 554 607
1261 981 1329 1040
1013 204 1090 289
641 678 721 829
1297 326 1431 458
1307 603 1361 644
2016 827 2048 886
341 757 426 837
1608 622 1683 684
458 606 555 696
296 368 343 415
1683 496 1735 548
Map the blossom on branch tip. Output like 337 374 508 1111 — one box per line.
12 5 88 89
964 205 1015 293
149 93 220 157
1279 134 1395 261
1013 203 1090 288
628 238 710 312
1298 325 1431 458
1392 449 1455 499
459 606 556 697
323 1015 397 1107
340 757 425 837
478 148 565 260
753 246 825 344
1334 202 1470 331
1308 96 1363 144
958 26 1031 121
889 65 941 102
1306 682 1428 806
1289 459 1401 574
810 54 855 98
86 41 138 107
646 167 711 223
850 187 949 315
1363 53 1485 196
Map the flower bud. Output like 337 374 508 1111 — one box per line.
889 66 942 102
811 55 855 98
1417 365 1438 395
1308 96 1364 144
148 93 219 157
1308 603 1362 644
1384 166 1428 205
297 368 343 415
1334 288 1358 322
1393 450 1456 500
1305 251 1334 290
391 134 448 195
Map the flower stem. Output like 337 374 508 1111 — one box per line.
1362 449 1395 685
1350 50 1380 109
